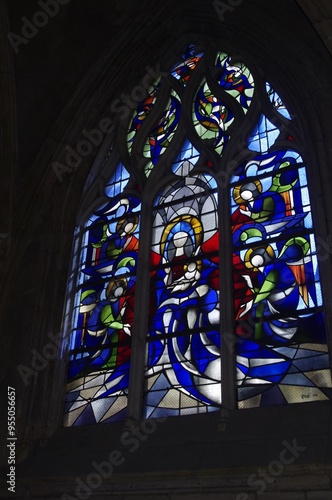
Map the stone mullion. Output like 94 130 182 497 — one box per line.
126 199 152 423
219 181 236 412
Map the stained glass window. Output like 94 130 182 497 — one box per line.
63 42 331 426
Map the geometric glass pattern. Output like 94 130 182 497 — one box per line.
64 42 331 425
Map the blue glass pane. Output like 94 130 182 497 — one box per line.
248 115 280 153
266 82 291 120
172 140 200 175
105 163 130 198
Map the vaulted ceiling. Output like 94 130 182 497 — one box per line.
3 0 332 177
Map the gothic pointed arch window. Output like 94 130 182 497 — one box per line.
63 41 332 426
